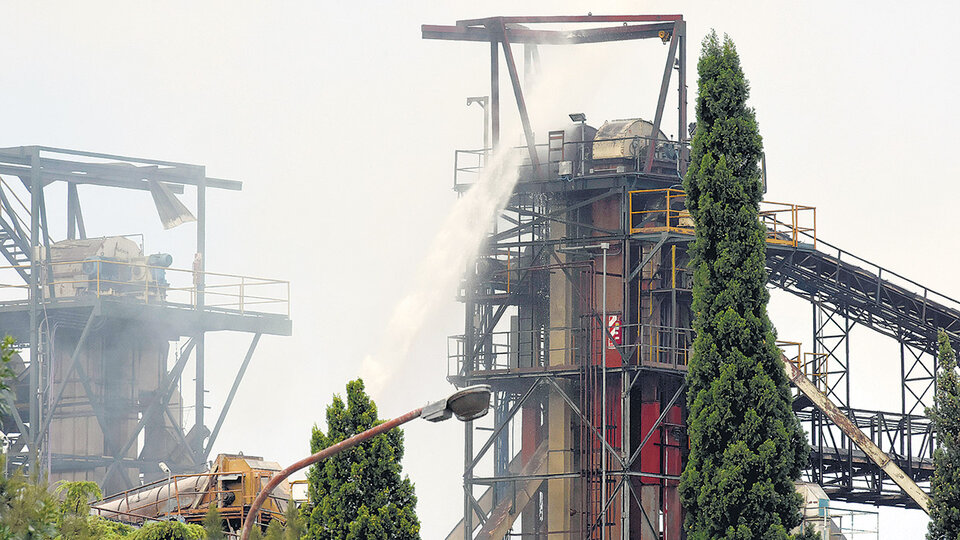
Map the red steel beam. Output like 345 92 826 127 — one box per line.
456 15 682 26
422 22 675 45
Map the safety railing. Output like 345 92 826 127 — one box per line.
801 503 878 539
0 259 290 316
629 188 817 248
759 200 816 248
635 322 692 369
800 233 960 327
452 135 686 190
447 321 693 377
777 341 828 393
447 325 586 377
628 188 693 235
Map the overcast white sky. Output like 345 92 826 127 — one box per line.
2 1 956 538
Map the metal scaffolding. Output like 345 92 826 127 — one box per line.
425 13 956 539
0 146 291 495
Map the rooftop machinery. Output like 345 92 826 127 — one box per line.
424 15 960 539
0 147 291 495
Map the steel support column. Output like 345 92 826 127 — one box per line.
27 147 40 464
901 339 937 416
195 166 207 435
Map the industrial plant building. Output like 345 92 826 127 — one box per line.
426 15 947 539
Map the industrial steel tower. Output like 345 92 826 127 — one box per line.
0 147 291 495
425 14 959 540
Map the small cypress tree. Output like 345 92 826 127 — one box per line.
679 31 810 539
263 519 283 540
202 504 225 540
304 379 420 540
282 499 304 540
926 329 960 539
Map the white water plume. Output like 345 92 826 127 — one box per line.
360 146 522 396
359 43 607 397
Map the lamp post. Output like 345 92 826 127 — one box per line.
239 385 493 540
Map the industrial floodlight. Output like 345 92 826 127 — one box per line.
569 112 586 123
421 384 493 423
158 462 171 474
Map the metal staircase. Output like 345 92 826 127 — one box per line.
0 179 32 282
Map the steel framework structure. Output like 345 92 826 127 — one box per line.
0 146 291 495
425 13 957 540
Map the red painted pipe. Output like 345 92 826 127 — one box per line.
239 407 424 540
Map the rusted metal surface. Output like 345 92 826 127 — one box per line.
782 354 931 513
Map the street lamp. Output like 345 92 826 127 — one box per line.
239 385 493 540
158 461 171 486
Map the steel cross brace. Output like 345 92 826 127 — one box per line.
587 474 628 536
463 245 548 376
162 406 197 467
466 378 542 476
496 20 540 176
492 188 620 243
505 205 621 237
625 383 685 469
587 471 679 540
627 232 669 281
463 485 488 527
102 338 197 485
626 476 663 538
203 333 262 462
644 21 680 173
37 308 99 442
544 376 625 468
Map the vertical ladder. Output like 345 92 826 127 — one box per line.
548 130 565 170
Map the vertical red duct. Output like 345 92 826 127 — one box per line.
663 404 683 539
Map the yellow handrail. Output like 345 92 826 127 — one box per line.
628 188 816 248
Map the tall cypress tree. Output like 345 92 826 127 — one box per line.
679 32 809 539
304 379 420 540
926 329 960 539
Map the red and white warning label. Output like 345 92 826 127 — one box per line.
607 314 622 349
